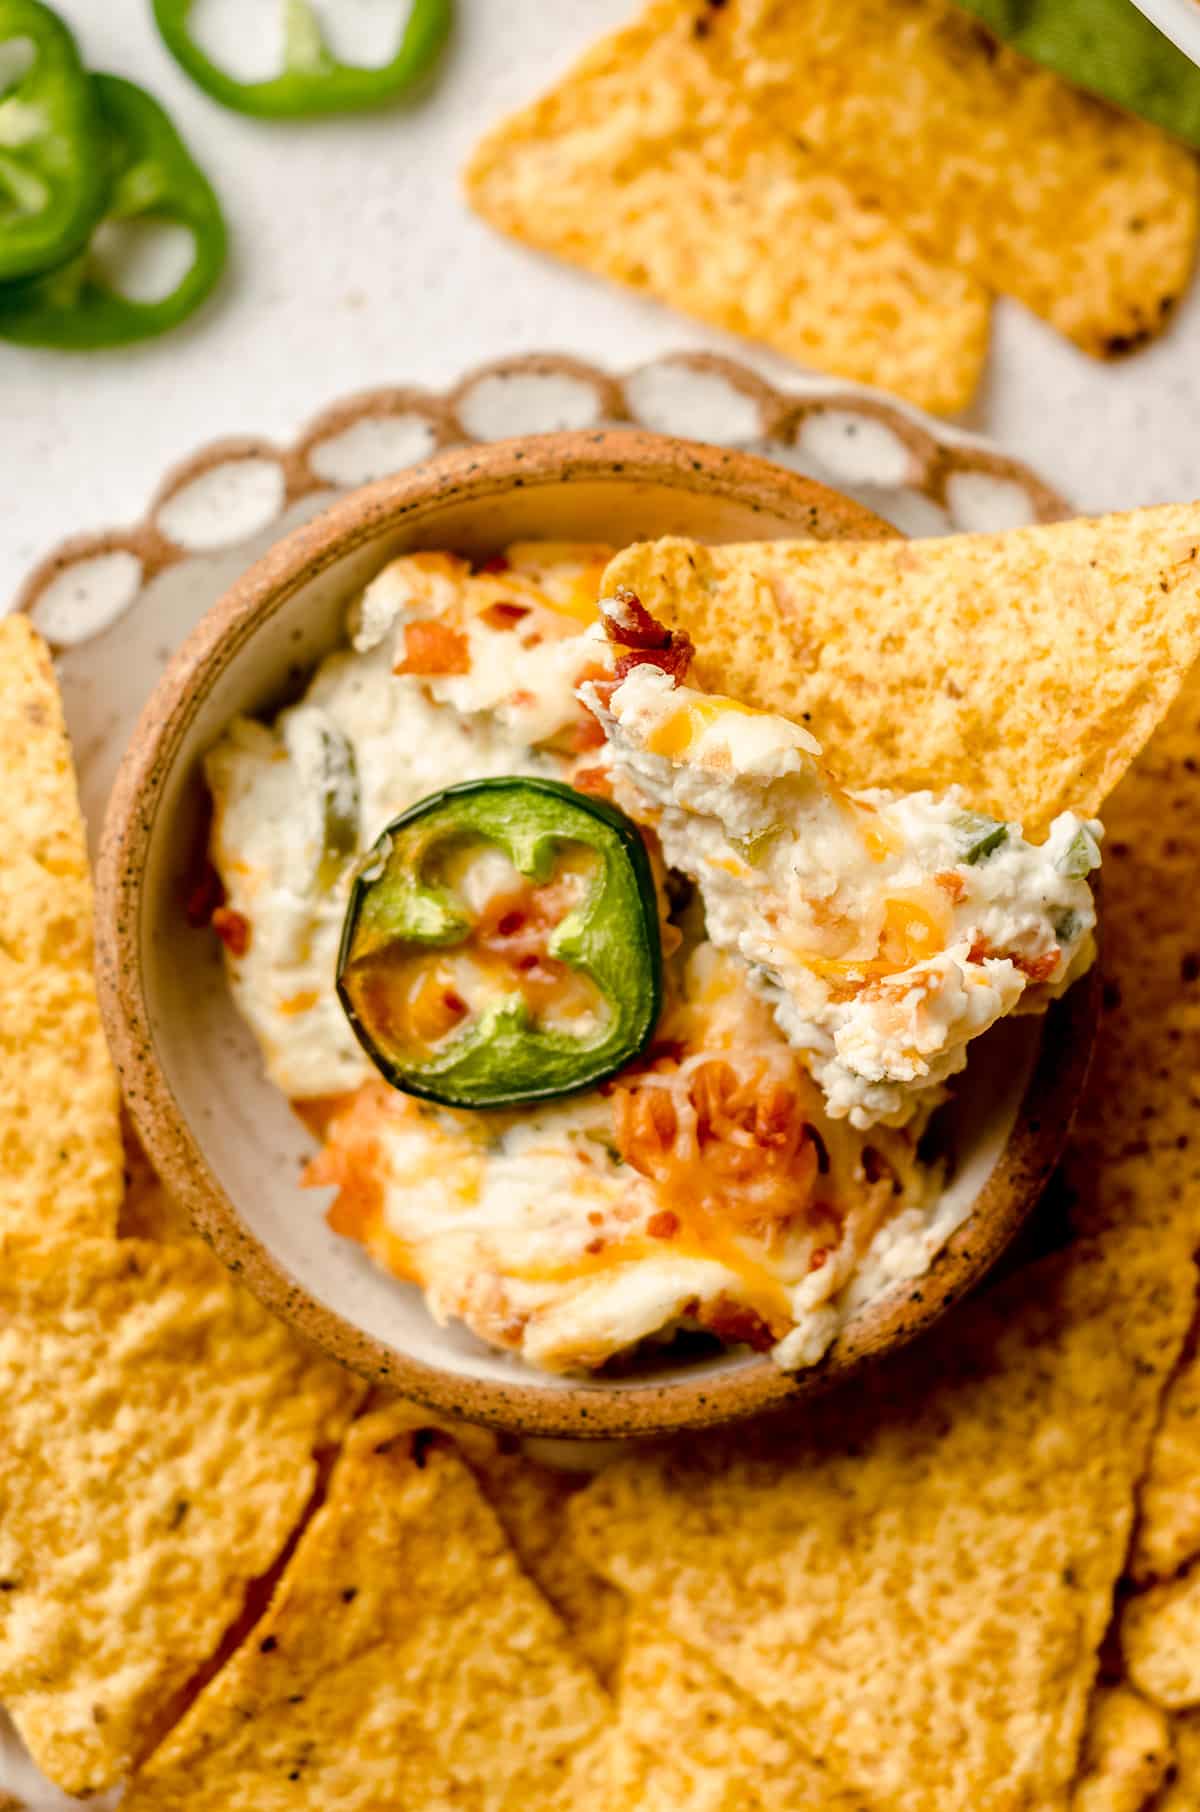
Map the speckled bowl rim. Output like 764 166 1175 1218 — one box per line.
96 429 1099 1439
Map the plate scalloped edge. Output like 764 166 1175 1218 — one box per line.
12 350 1067 652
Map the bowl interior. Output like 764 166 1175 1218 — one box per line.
111 440 1092 1437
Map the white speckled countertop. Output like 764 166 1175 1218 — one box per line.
3 0 1199 608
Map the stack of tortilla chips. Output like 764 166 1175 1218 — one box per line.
4 489 1200 1808
465 0 1200 414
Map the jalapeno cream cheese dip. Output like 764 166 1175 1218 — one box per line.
204 545 1101 1377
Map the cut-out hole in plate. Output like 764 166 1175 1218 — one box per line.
0 34 36 95
90 219 196 305
625 362 764 444
156 457 288 552
945 470 1037 534
29 550 144 647
796 410 915 489
307 413 436 485
188 0 415 82
456 371 603 440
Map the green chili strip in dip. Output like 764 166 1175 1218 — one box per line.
337 778 663 1110
152 0 453 119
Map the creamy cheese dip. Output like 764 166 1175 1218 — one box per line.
204 545 1098 1376
585 661 1099 1128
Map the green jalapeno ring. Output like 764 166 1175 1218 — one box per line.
336 778 664 1111
0 0 109 282
152 0 453 120
0 72 227 349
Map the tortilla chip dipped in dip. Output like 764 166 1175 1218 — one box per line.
202 538 1109 1378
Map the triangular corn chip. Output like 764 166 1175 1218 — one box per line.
570 1218 1195 1810
123 1405 612 1812
1071 1685 1171 1812
696 0 1199 356
1122 1567 1200 1712
0 616 121 1240
469 1445 627 1687
0 1237 363 1794
601 506 1200 834
465 4 989 415
1132 1338 1200 1586
612 1608 876 1811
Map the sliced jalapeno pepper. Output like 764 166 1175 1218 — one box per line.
0 72 226 348
152 0 453 120
337 778 663 1110
0 0 108 282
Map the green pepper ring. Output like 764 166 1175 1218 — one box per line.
151 0 453 120
0 72 227 349
336 777 664 1111
0 0 110 283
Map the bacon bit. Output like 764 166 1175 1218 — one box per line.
969 938 1059 984
612 1056 819 1232
809 1246 829 1272
599 586 695 687
935 869 967 902
1013 950 1060 983
602 587 675 649
481 601 529 630
694 1295 776 1351
443 988 468 1018
477 553 509 574
185 860 225 929
569 714 607 754
587 1210 605 1227
572 764 614 798
394 619 470 676
646 1209 680 1240
211 907 251 958
585 1237 606 1256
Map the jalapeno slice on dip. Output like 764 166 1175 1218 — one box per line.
336 777 663 1110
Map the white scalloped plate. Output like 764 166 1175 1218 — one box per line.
1 351 1065 1810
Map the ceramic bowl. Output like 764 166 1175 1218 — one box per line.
96 430 1098 1439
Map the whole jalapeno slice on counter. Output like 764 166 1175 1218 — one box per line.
0 72 227 348
337 778 663 1110
151 0 453 120
0 0 108 282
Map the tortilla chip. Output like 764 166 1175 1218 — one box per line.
698 0 1199 357
0 1236 363 1794
1071 1685 1172 1812
612 1608 875 1811
469 1445 628 1687
570 1219 1195 1811
116 1113 196 1245
1065 663 1200 1231
0 615 121 1241
464 4 989 416
1122 1567 1200 1711
123 1405 612 1812
1131 1337 1200 1586
601 506 1200 835
1160 1711 1200 1809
